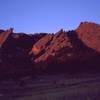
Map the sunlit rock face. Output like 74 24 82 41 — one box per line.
31 34 54 55
76 22 100 52
30 23 100 73
0 22 100 78
30 28 98 65
30 29 73 63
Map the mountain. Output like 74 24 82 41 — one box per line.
76 22 100 52
30 22 100 73
0 22 100 79
0 29 46 79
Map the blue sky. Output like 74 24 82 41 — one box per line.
0 0 100 33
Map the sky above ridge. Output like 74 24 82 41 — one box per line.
0 0 100 33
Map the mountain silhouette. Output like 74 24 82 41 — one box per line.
0 22 100 79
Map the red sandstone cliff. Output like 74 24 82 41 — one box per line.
0 22 100 78
76 22 100 52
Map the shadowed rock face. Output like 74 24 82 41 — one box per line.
0 22 100 78
0 30 47 79
0 28 13 48
0 29 5 33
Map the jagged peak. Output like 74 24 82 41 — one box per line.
76 22 100 52
77 22 100 30
0 28 13 48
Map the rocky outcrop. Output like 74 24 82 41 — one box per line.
30 25 100 73
0 22 100 78
0 30 47 79
31 29 73 63
30 34 54 56
0 28 13 48
31 29 98 63
76 22 100 52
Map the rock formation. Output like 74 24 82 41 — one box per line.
30 22 100 73
0 30 46 79
76 22 100 52
0 28 13 48
0 22 100 79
